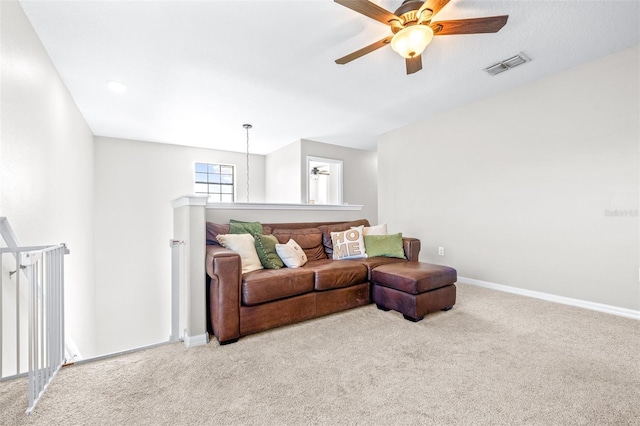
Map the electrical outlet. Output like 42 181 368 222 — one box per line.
438 247 445 256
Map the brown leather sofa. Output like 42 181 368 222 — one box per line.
205 219 421 344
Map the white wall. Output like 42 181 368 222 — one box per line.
378 46 640 311
265 140 301 203
264 139 378 223
301 139 378 224
1 1 97 357
93 136 265 355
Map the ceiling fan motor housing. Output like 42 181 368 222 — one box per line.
392 0 433 32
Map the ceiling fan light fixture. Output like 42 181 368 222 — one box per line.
390 24 434 59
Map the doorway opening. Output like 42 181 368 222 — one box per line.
307 157 343 205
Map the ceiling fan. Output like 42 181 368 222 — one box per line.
334 0 508 75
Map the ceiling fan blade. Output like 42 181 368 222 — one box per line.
418 0 450 21
335 36 392 65
431 15 508 35
334 0 399 25
406 55 422 75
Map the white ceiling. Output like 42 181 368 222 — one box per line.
19 0 640 155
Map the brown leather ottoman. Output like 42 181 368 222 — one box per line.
371 262 457 322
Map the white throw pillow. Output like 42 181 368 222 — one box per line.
331 225 368 260
216 234 263 274
275 239 308 268
354 223 388 236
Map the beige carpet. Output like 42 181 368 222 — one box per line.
2 283 639 425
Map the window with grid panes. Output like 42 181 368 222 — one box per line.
195 163 234 202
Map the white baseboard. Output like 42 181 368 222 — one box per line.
72 341 173 366
458 276 640 321
64 335 83 363
183 332 209 348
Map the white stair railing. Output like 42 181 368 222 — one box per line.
0 217 69 413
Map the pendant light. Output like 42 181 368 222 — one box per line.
243 124 252 202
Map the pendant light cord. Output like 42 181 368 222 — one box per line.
243 124 252 203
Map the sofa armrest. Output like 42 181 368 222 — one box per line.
402 237 421 262
206 245 242 344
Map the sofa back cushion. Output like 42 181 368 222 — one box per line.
271 227 326 261
206 222 229 244
317 219 370 257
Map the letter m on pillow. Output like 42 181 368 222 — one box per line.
333 243 349 259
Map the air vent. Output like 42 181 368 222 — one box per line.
484 53 530 76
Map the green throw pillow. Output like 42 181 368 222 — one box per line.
229 219 262 236
254 234 284 269
364 233 405 259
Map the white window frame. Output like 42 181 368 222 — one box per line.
194 162 235 202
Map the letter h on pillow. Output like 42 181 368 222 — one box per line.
330 226 367 260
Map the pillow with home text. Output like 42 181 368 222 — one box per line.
330 226 367 260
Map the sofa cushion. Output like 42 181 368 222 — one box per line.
272 227 326 261
345 257 407 280
318 219 370 257
371 262 457 294
304 259 368 291
241 268 315 306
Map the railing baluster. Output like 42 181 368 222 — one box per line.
27 254 35 409
60 247 66 367
46 252 51 384
33 259 39 406
39 256 44 387
16 255 21 375
38 257 43 390
55 250 60 367
0 253 3 377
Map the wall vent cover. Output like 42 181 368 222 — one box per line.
484 53 530 76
